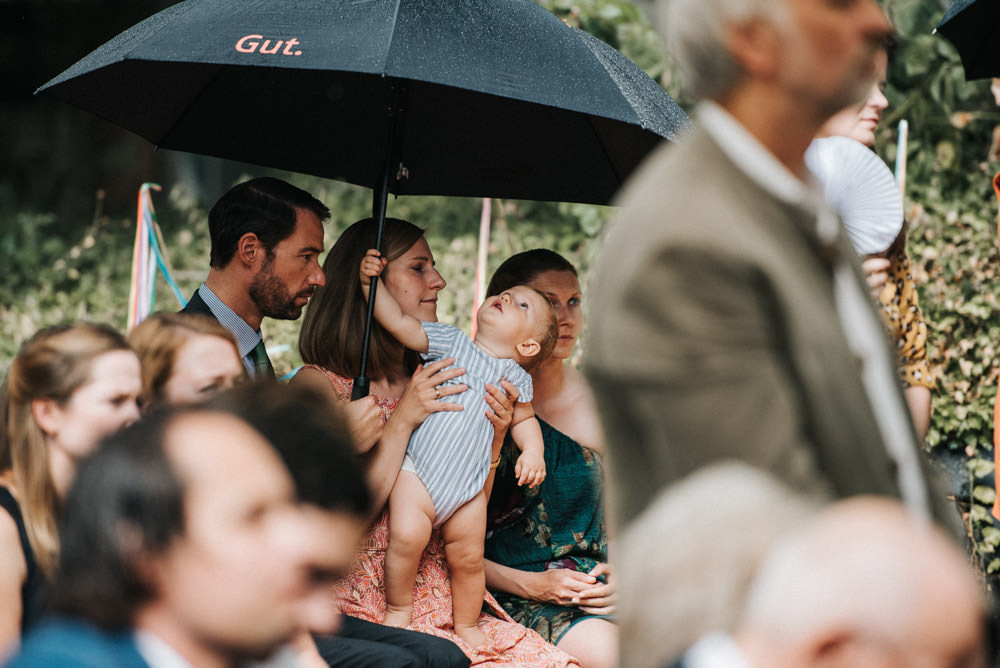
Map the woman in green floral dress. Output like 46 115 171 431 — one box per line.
484 250 617 668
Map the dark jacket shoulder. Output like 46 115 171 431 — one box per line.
179 289 213 317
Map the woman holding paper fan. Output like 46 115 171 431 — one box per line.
810 46 935 441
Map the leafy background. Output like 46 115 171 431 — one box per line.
5 0 1000 578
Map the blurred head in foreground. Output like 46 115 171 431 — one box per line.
50 398 367 666
208 382 372 635
733 497 987 668
617 461 820 667
127 312 243 409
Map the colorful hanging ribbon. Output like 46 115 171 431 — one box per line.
127 183 188 330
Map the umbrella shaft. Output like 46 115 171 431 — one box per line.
351 278 377 401
355 79 408 398
372 79 408 219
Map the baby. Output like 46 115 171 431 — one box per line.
361 248 558 647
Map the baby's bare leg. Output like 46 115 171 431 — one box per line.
384 470 435 629
441 490 488 648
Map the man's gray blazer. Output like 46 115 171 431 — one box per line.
585 125 950 526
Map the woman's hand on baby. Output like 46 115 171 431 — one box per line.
514 450 545 488
394 358 467 431
360 248 387 286
344 395 383 453
575 563 616 614
527 568 605 607
484 380 518 434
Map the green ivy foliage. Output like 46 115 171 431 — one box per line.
880 0 1000 577
0 193 201 376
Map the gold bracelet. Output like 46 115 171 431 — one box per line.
490 453 502 470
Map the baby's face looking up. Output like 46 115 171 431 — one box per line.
476 285 553 351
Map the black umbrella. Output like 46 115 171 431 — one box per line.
934 0 1000 80
36 0 689 396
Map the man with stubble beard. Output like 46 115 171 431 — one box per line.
181 177 328 379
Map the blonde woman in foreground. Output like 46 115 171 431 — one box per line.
0 323 140 659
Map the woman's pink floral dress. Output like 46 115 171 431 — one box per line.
309 367 579 667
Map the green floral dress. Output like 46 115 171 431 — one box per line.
485 418 611 644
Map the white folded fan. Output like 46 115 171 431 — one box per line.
805 135 903 256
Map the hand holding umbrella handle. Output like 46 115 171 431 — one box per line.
351 376 370 400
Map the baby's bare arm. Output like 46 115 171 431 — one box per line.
511 406 545 487
512 401 534 419
360 248 428 352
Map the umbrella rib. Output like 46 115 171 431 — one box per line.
573 30 642 190
585 115 629 190
153 64 227 149
36 1 197 93
381 0 404 70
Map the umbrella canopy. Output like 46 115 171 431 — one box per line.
935 0 1000 80
37 0 688 205
38 0 690 397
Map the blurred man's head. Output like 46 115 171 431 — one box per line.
737 497 987 668
208 381 371 634
618 461 820 667
662 0 892 126
53 407 332 665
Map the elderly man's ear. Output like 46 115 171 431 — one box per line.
726 18 782 79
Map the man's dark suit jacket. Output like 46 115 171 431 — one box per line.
179 289 213 318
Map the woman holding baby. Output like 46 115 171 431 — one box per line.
293 217 584 666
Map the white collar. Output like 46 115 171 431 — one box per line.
133 631 195 668
684 632 755 668
697 101 838 245
697 101 817 208
134 631 299 668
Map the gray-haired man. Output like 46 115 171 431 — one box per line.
586 0 952 530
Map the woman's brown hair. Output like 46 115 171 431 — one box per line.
299 218 427 384
127 312 241 409
486 248 578 297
